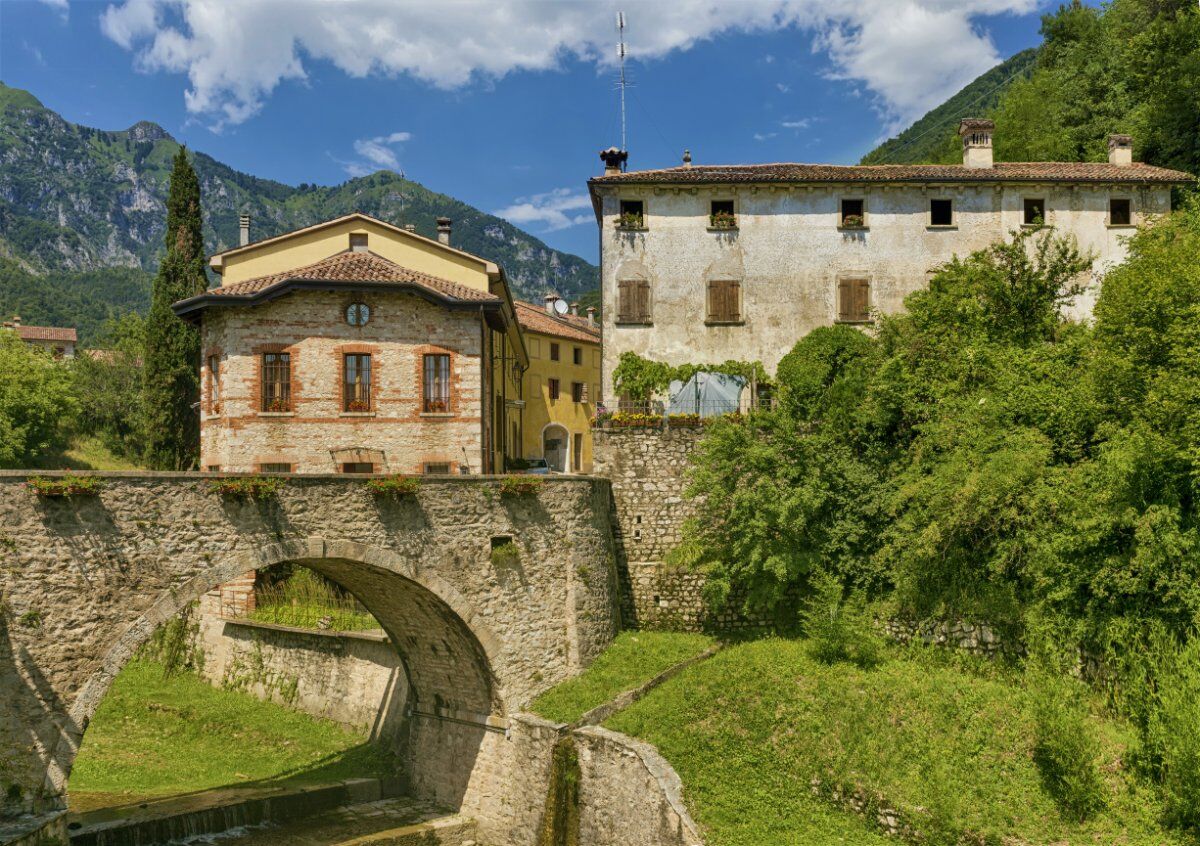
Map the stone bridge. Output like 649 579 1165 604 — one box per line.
0 473 620 843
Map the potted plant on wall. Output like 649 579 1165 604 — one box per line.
616 210 644 230
841 213 865 229
709 209 737 229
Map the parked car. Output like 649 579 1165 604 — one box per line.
524 457 551 475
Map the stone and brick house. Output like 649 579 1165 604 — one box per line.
589 120 1193 399
514 295 601 473
2 315 76 359
173 212 527 474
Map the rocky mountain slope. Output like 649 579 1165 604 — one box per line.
0 82 596 304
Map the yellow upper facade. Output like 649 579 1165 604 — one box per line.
212 213 499 292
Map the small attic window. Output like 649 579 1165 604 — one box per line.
350 233 369 252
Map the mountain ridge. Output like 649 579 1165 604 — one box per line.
0 82 596 305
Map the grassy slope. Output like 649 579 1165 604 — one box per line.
603 638 1188 846
27 436 143 471
530 631 713 724
860 48 1038 165
70 660 389 809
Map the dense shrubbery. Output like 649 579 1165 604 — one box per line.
677 205 1200 831
0 330 79 466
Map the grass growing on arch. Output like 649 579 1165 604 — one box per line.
605 638 1189 846
69 659 390 811
530 631 714 724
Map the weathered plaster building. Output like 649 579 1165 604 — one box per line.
514 296 601 473
173 213 527 474
589 122 1192 398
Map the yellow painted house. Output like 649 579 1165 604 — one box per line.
514 297 601 473
175 211 527 474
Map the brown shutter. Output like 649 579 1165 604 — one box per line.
729 279 741 321
618 279 631 322
838 279 851 321
636 280 650 322
706 279 716 321
854 279 869 321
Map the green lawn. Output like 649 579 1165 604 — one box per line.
28 435 142 471
605 638 1194 846
530 631 714 724
70 660 390 810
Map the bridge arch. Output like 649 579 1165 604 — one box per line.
46 538 506 810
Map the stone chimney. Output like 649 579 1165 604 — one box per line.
586 306 596 327
682 149 692 168
599 147 628 175
239 213 250 247
570 302 579 316
436 217 452 245
544 294 559 315
1108 134 1133 167
958 118 994 169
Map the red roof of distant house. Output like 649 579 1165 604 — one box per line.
174 249 501 319
589 161 1193 186
5 324 77 342
514 300 600 344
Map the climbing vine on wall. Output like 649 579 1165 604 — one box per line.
611 351 772 401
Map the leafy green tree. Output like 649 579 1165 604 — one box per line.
142 147 206 470
74 312 147 461
0 330 79 467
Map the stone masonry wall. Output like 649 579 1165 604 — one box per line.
593 427 770 631
200 290 486 474
196 607 408 737
0 472 619 834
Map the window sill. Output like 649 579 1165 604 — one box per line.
340 411 376 418
705 320 745 327
927 225 958 231
419 412 455 419
258 411 295 418
706 226 738 233
614 320 653 327
837 225 869 232
835 319 874 326
1106 223 1136 229
615 226 648 233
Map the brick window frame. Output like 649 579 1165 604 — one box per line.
204 348 223 416
254 343 299 414
336 343 379 414
414 344 461 417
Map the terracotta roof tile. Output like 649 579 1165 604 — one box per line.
590 161 1193 186
209 250 499 303
6 325 77 342
514 300 600 344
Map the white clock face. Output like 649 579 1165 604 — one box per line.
346 302 371 326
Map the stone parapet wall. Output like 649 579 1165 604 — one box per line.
575 726 704 846
880 618 1011 658
196 608 407 738
593 427 771 631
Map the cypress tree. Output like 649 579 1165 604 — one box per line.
142 146 206 470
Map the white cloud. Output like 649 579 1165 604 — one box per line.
776 82 790 93
348 131 412 172
753 132 778 142
38 0 68 20
494 188 592 232
100 0 1035 131
24 41 47 66
781 119 812 130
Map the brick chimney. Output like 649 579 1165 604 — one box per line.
958 118 994 169
1108 134 1133 167
599 147 628 175
544 294 559 315
239 213 250 247
436 217 452 245
586 306 595 327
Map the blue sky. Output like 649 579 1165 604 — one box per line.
1 0 1062 263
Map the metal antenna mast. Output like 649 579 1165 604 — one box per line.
617 11 628 154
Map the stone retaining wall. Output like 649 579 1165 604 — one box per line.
880 618 1012 657
197 607 407 738
593 427 771 632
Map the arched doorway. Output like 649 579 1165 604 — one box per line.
542 424 569 472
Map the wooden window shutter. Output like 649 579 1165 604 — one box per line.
838 279 852 321
636 280 650 322
854 279 869 321
729 279 741 321
618 279 632 322
706 279 717 321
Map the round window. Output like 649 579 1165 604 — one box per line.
346 302 371 326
